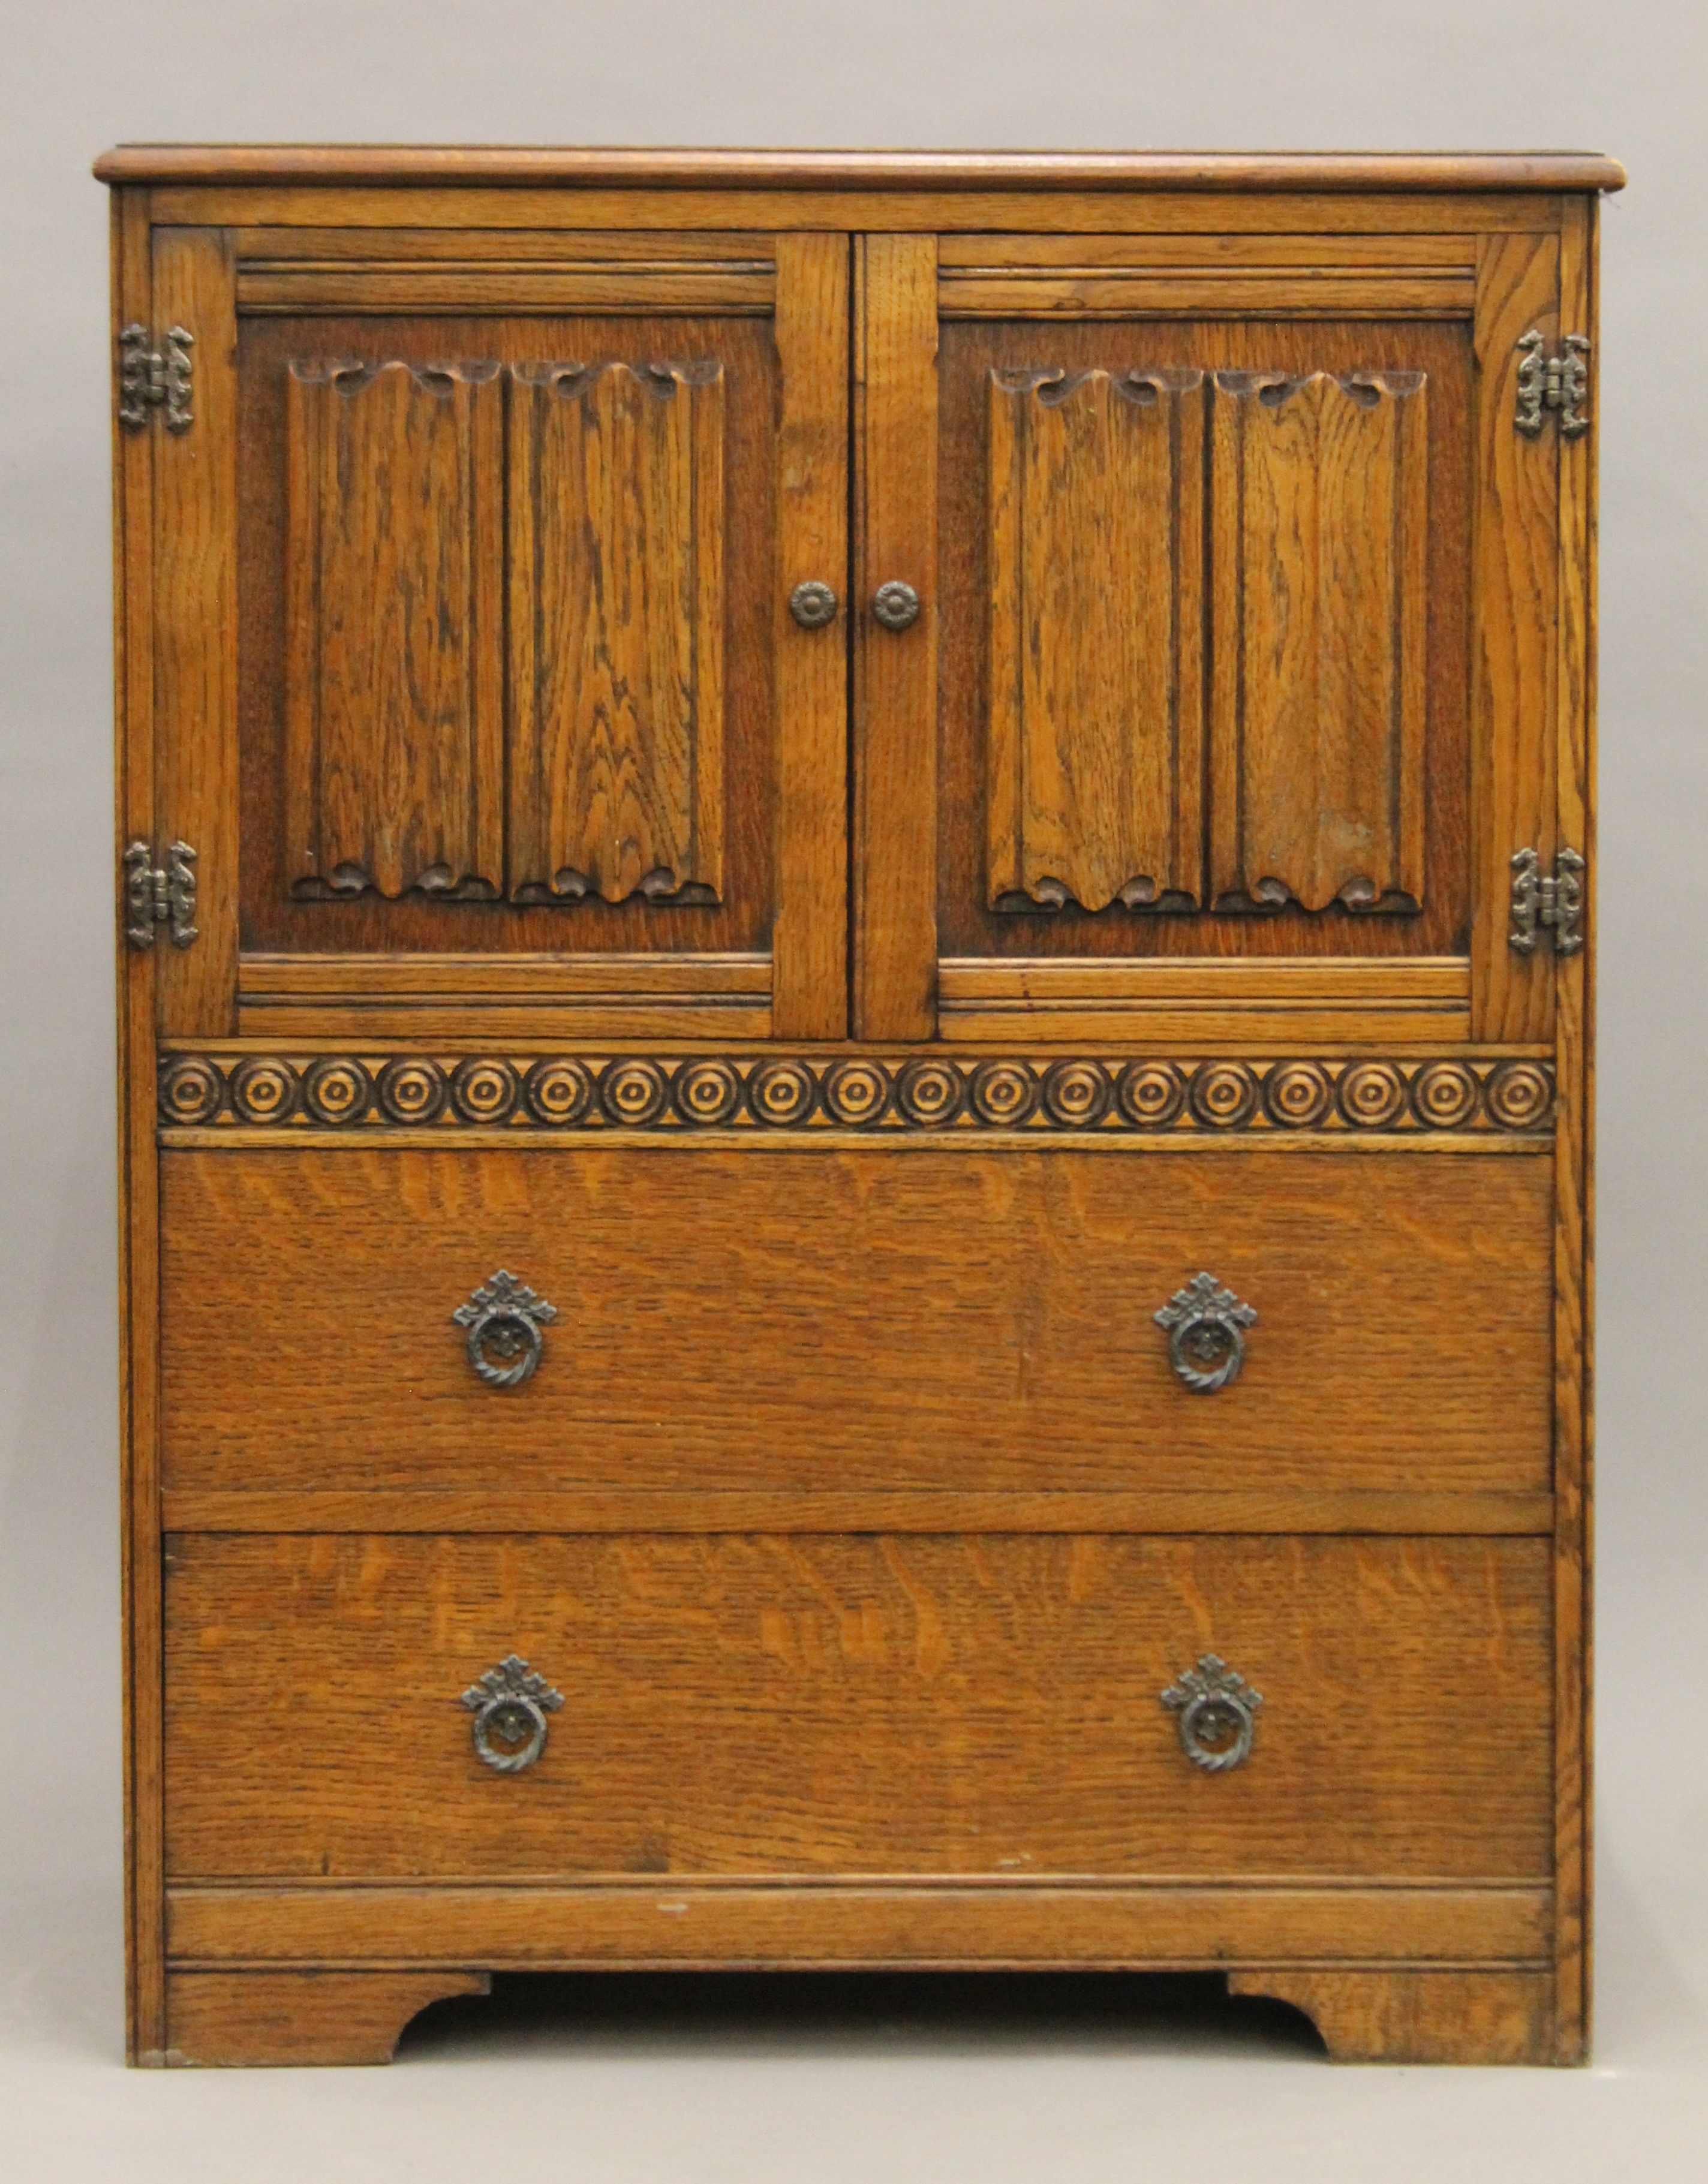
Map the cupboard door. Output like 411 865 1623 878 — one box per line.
143 228 849 1040
854 232 1563 1044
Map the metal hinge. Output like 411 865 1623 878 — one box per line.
118 324 194 434
124 840 199 949
1515 330 1590 439
1509 846 1585 957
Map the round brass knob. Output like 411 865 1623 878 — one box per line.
871 580 921 631
788 580 839 630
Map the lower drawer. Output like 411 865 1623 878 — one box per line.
163 1532 1551 1884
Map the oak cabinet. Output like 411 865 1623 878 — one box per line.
104 145 1617 2068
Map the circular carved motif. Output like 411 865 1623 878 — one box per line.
377 1058 447 1126
450 1058 519 1125
673 1058 743 1126
747 1058 817 1127
969 1060 1039 1128
159 1055 223 1126
1189 1061 1259 1129
522 1058 594 1127
895 1058 965 1127
1411 1060 1480 1130
1262 1061 1333 1129
303 1058 371 1127
601 1058 669 1127
1042 1060 1112 1129
823 1059 891 1127
1116 1061 1186 1129
1337 1061 1406 1129
1486 1060 1554 1132
229 1056 300 1126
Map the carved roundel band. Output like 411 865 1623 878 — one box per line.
160 1054 1555 1136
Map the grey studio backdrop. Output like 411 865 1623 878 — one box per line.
2 3 1704 2177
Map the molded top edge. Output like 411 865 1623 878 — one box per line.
92 145 1627 192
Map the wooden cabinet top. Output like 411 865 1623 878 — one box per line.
94 145 1626 194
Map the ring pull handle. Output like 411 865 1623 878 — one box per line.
452 1269 557 1388
1154 1271 1256 1393
1161 1654 1263 1773
789 579 839 629
460 1655 564 1773
871 580 921 631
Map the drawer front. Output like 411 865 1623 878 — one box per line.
163 1532 1551 1882
160 1146 1552 1495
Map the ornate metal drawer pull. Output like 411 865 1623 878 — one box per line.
1154 1271 1257 1393
460 1655 563 1773
871 579 921 630
788 579 839 628
1162 1654 1263 1773
452 1270 557 1388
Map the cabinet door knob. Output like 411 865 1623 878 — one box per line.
1153 1271 1256 1392
1161 1654 1263 1772
459 1655 563 1773
451 1270 557 1388
871 579 921 631
788 579 839 629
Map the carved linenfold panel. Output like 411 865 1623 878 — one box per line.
1209 369 1428 915
987 366 1204 914
284 360 504 901
507 360 726 907
159 1053 1554 1136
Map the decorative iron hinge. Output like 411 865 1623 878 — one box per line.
118 323 194 434
1509 846 1585 958
124 840 199 949
1515 330 1590 440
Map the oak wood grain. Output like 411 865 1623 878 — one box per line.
507 359 724 906
162 1534 1551 1882
158 1147 1554 1495
285 359 505 901
163 1969 487 2067
770 233 850 1037
987 366 1203 914
240 269 773 314
943 275 1474 318
1470 231 1560 1042
1228 1968 1553 2064
853 233 937 1037
96 146 1626 192
167 1882 1551 1970
151 227 239 1039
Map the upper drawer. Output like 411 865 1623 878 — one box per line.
160 1144 1553 1496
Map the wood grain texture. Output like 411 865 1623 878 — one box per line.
94 146 1628 192
936 318 1473 978
151 227 239 1039
1551 192 1595 2064
239 313 779 965
507 360 724 906
940 234 1480 271
241 268 772 314
1470 231 1560 1042
167 1883 1551 1970
943 275 1474 319
1210 369 1427 916
236 227 777 264
285 359 504 901
162 1533 1552 1882
115 184 166 2068
159 1147 1553 1494
987 366 1203 914
164 1969 487 2067
159 1488 1556 1536
853 233 937 1037
1228 1968 1554 2064
769 233 850 1037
